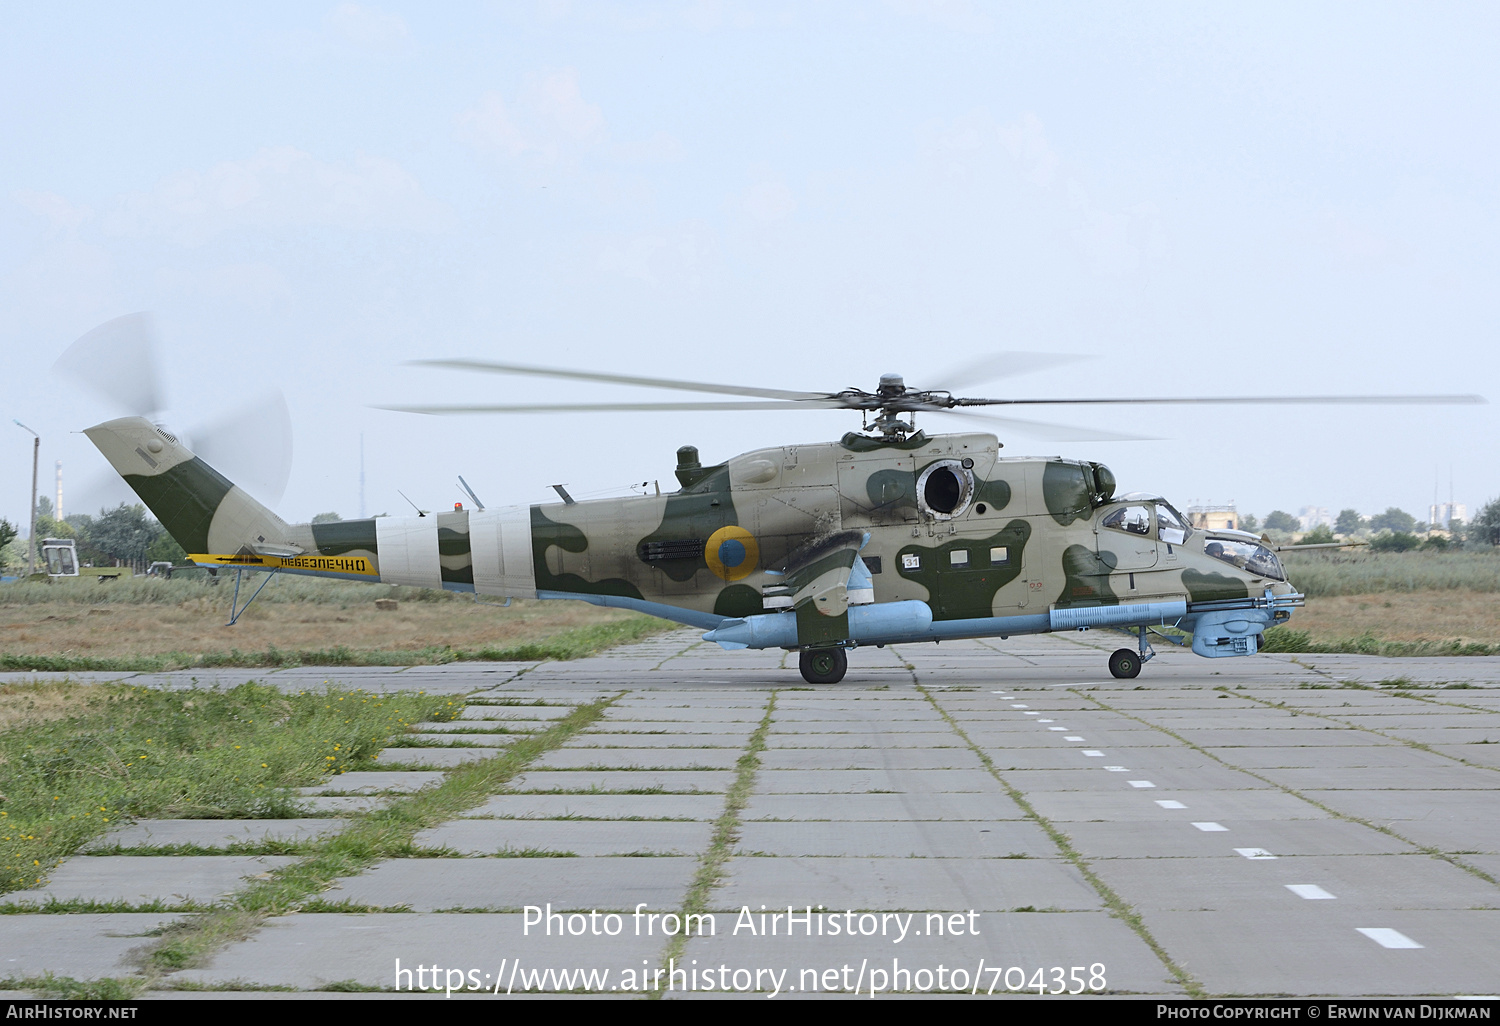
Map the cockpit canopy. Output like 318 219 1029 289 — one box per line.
1099 496 1191 545
1095 500 1288 581
1202 532 1286 581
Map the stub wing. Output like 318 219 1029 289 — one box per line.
765 530 870 619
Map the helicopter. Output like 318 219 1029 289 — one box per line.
68 318 1487 684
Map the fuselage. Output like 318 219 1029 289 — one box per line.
85 418 1299 658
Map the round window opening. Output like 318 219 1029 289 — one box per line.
916 460 975 519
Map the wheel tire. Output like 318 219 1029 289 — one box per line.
799 648 848 685
1108 648 1141 679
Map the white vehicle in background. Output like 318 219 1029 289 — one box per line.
35 538 131 582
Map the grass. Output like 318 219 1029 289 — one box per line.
140 696 615 973
1280 549 1500 597
0 575 478 607
0 573 676 670
0 973 145 999
1263 627 1500 657
0 682 458 894
0 614 673 672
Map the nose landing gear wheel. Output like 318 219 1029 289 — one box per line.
799 648 848 684
1108 648 1142 679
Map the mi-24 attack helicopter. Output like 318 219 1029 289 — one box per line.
70 317 1484 684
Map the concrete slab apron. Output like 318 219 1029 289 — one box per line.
76 632 1500 997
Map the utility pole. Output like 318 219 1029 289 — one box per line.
13 420 38 576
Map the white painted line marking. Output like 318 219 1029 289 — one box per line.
1105 766 1128 772
1050 682 1113 687
1038 719 1054 723
1235 848 1277 859
1155 800 1187 809
1064 736 1085 741
991 692 1012 696
1024 711 1040 716
1082 750 1105 757
1048 727 1067 731
1286 884 1335 900
1010 704 1030 709
1192 822 1228 832
1357 928 1422 949
1128 780 1155 788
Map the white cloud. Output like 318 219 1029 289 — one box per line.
106 147 450 245
326 3 410 51
996 113 1062 190
884 0 993 34
458 69 606 166
740 172 796 222
12 190 93 233
595 222 714 288
4 238 117 321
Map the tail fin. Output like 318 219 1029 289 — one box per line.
84 417 297 556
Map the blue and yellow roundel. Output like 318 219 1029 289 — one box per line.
704 525 759 582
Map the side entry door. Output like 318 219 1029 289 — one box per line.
1096 503 1158 571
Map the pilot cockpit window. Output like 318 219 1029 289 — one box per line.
1156 504 1188 546
1203 537 1286 581
1101 505 1152 536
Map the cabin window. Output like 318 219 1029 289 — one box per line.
989 546 1009 565
1102 505 1152 536
864 556 882 575
950 549 970 569
1156 503 1188 546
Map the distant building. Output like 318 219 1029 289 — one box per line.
1430 502 1466 529
1298 506 1332 530
1187 504 1239 531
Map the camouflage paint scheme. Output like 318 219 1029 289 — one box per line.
84 417 1300 659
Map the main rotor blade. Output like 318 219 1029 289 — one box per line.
950 393 1486 407
926 351 1086 392
52 312 165 418
411 358 829 403
923 407 1154 442
377 399 850 415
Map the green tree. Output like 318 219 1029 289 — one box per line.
1369 507 1417 533
146 531 187 565
89 503 162 567
1264 510 1300 532
311 512 344 524
63 513 107 567
1298 525 1336 545
1238 513 1259 533
1335 509 1364 535
32 495 72 540
1370 531 1420 552
0 518 16 562
1447 518 1467 544
1471 499 1500 547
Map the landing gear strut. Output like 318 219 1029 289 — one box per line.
799 648 848 684
1108 626 1157 679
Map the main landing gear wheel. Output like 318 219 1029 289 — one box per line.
1108 648 1142 680
799 648 848 684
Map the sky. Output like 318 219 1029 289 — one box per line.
3 1 1498 533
